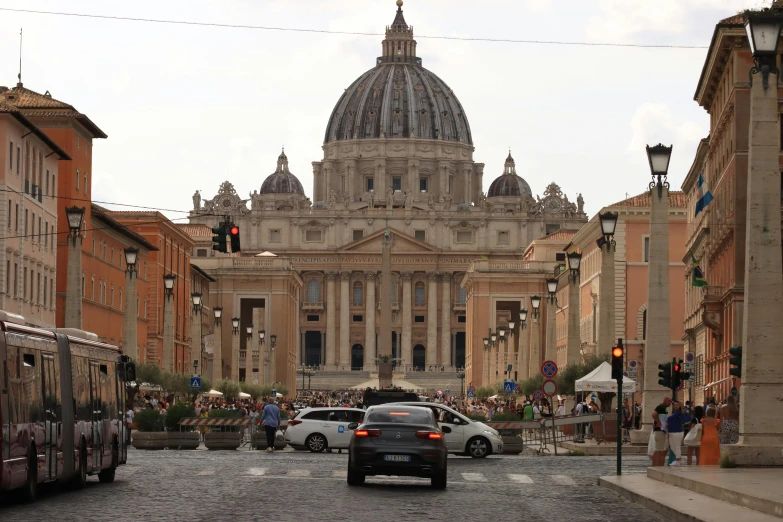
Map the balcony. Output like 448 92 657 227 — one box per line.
377 301 400 311
453 301 466 312
302 301 324 311
703 286 723 303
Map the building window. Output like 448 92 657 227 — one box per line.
196 248 208 257
457 315 466 323
306 314 320 322
8 140 12 170
44 222 48 248
43 275 47 307
391 276 399 303
457 286 467 305
419 178 428 192
111 286 115 308
46 170 49 195
414 230 426 242
14 204 18 231
555 253 565 262
414 315 425 323
497 230 510 245
6 200 10 228
13 263 18 297
305 230 323 242
392 177 402 192
545 224 560 235
119 289 123 311
111 247 115 264
353 282 363 305
414 282 425 305
75 169 79 190
23 269 27 300
82 274 85 297
366 177 374 192
5 261 8 295
269 229 282 243
353 229 364 241
306 279 321 303
50 279 54 308
456 230 473 243
84 173 88 195
24 209 28 236
643 236 650 262
352 314 363 322
91 277 95 300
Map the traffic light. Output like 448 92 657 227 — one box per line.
611 344 624 380
729 346 743 378
672 359 683 390
211 222 228 253
229 224 241 253
658 362 672 388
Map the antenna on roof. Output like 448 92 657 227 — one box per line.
17 28 22 86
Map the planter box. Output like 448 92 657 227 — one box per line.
132 431 168 450
167 431 200 450
592 413 618 443
501 435 524 455
251 431 287 450
204 431 241 450
561 424 575 436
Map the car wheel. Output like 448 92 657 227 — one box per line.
431 468 447 490
98 440 118 483
22 449 37 503
306 433 327 453
73 441 88 490
467 437 490 458
347 458 365 486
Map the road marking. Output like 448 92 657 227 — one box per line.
287 469 311 477
550 475 576 486
331 469 347 478
198 468 217 476
461 472 487 482
507 474 533 484
246 467 267 476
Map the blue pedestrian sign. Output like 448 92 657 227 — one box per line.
467 390 475 398
190 377 201 389
271 389 277 397
503 381 514 394
445 389 450 395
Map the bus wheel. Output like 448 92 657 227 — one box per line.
98 441 118 483
73 441 88 490
22 448 37 503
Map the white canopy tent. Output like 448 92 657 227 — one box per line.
238 392 252 399
203 389 224 398
575 362 637 393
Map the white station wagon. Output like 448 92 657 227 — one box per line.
285 407 366 452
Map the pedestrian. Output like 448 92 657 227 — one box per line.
651 396 672 466
719 395 739 444
666 400 685 466
686 405 704 465
124 404 134 447
260 397 281 453
699 406 721 466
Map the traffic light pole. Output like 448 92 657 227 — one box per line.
615 338 624 476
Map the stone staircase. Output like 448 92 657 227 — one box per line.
297 370 463 393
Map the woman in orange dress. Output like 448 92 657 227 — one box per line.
699 406 721 466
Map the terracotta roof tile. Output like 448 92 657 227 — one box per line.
719 13 744 24
178 224 212 238
3 84 74 109
536 229 580 242
610 190 687 208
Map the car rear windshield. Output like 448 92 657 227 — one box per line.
366 410 432 425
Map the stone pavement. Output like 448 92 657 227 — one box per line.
1 449 666 521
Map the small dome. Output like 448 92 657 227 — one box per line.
260 149 305 195
487 151 532 198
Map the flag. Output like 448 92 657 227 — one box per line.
692 255 707 287
695 173 713 217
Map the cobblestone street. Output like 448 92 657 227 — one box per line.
1 448 664 521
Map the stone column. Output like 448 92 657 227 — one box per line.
440 273 451 369
365 272 376 368
507 330 516 379
528 316 540 378
545 297 557 362
724 67 783 465
162 290 175 372
484 346 490 385
191 306 202 376
123 267 138 361
518 321 529 379
426 272 439 367
213 320 222 382
634 184 670 442
598 242 616 357
231 327 240 381
567 275 581 367
64 234 83 328
401 272 413 368
325 271 337 369
339 271 351 370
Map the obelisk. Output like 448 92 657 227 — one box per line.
378 230 394 388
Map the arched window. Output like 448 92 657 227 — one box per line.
84 173 88 195
353 281 363 305
458 286 467 305
306 279 321 303
391 276 399 303
76 168 80 190
414 282 425 305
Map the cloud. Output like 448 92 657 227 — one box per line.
525 0 553 13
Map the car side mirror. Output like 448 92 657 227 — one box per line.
441 426 452 434
347 422 358 430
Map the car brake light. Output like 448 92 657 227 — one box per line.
288 419 302 426
354 429 381 437
416 431 442 440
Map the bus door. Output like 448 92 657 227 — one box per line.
116 363 127 464
88 362 103 471
41 354 59 481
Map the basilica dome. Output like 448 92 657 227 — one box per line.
323 2 472 145
260 149 305 195
487 152 532 198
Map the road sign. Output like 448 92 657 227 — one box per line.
503 381 514 394
684 351 695 371
445 389 450 395
731 386 738 397
271 389 277 397
629 360 638 369
514 383 520 392
542 379 557 397
467 391 475 398
190 377 201 389
468 385 476 394
533 390 544 401
541 360 558 378
623 371 629 378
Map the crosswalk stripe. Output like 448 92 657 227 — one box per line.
507 474 533 484
246 467 266 476
551 475 576 486
198 468 217 476
287 469 311 477
461 472 487 482
331 469 347 478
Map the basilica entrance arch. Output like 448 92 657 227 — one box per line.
413 345 426 371
304 331 322 367
351 344 364 371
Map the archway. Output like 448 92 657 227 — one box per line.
413 345 426 370
351 344 364 371
304 331 322 367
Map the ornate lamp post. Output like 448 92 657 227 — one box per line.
507 320 516 380
528 295 542 377
482 336 491 385
64 206 85 329
191 293 203 376
545 278 559 362
162 274 176 372
269 334 278 385
565 251 582 367
212 307 223 382
230 317 240 381
596 211 618 359
122 247 139 361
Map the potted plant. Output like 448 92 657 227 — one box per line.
204 409 242 450
165 402 200 450
131 408 167 450
490 412 526 454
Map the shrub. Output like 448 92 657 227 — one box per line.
719 455 738 468
467 413 487 421
491 412 521 422
165 402 197 432
134 408 165 432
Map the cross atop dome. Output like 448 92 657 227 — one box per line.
382 0 417 62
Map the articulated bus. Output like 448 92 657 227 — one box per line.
0 311 135 502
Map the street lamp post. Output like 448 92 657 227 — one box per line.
230 317 240 381
482 337 490 385
507 320 516 380
497 327 506 383
162 274 176 372
64 206 85 329
545 278 558 362
269 334 277 386
724 12 783 465
517 308 528 378
123 247 139 361
597 211 618 358
212 307 223 382
191 293 203 377
566 251 582 367
529 296 541 378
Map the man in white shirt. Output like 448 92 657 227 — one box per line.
574 398 585 443
125 406 134 447
555 401 565 417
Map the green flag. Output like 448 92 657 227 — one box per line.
692 255 707 287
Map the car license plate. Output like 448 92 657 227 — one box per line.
383 455 411 462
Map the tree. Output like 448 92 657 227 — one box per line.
520 375 544 396
135 363 162 386
216 378 241 401
475 386 494 400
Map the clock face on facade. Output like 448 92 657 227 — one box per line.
544 196 562 213
219 196 233 209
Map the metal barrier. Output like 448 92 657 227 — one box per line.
484 413 605 455
178 418 289 450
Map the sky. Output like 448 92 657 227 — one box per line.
0 0 770 221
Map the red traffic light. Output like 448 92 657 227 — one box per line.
673 364 680 372
230 226 239 235
612 347 623 358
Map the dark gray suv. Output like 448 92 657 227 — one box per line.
347 405 449 489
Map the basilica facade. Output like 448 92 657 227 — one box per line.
185 1 587 390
